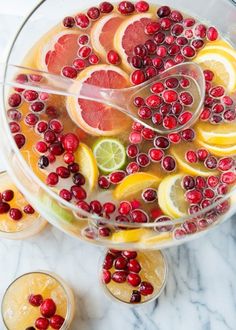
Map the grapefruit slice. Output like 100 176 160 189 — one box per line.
38 30 79 74
114 13 154 71
91 13 125 58
66 64 131 136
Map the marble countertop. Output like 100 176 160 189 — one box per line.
0 2 236 329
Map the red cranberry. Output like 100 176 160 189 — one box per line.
162 155 176 172
222 95 233 106
131 209 148 223
132 121 144 132
87 7 100 20
62 133 79 152
30 101 45 113
165 78 179 89
114 256 128 270
98 176 110 189
59 189 72 201
126 161 140 174
75 13 90 29
63 16 75 28
183 17 195 27
168 132 181 143
29 294 43 307
148 148 164 162
178 111 192 125
2 190 14 202
204 69 214 81
109 171 126 184
76 201 90 214
143 56 153 66
146 94 162 108
142 188 157 203
48 154 56 164
0 202 10 214
99 227 111 237
127 144 139 158
88 54 100 65
204 188 215 199
139 281 154 295
153 31 165 44
49 119 63 133
127 273 141 287
194 24 207 38
131 70 146 85
171 24 184 37
90 200 102 214
150 82 164 94
207 175 219 188
183 221 197 234
130 290 142 303
141 128 155 141
170 10 183 22
14 133 25 149
163 90 178 103
73 58 86 71
103 202 115 214
218 157 234 172
118 1 135 15
204 156 218 169
196 176 207 189
122 251 137 259
160 17 172 30
25 113 39 127
138 106 152 119
152 112 163 125
36 141 48 153
71 186 86 200
99 1 114 13
135 1 149 12
180 92 193 106
134 44 147 58
40 298 56 318
182 46 196 58
156 45 167 58
8 93 22 107
73 172 85 185
112 270 128 283
217 183 228 195
154 136 170 149
133 97 145 107
185 150 197 163
78 46 92 59
23 204 35 214
56 166 70 179
63 152 74 165
68 162 79 173
102 269 112 285
9 208 23 221
35 317 49 330
224 109 236 122
36 121 48 134
49 142 64 156
118 201 132 215
136 153 150 167
157 6 171 17
185 189 203 204
46 172 59 186
23 90 38 102
181 128 195 141
207 27 218 41
220 171 236 184
163 115 178 129
200 107 211 121
129 131 142 144
182 175 195 190
216 199 230 215
130 55 142 68
7 109 22 121
128 259 141 273
107 50 120 65
145 22 161 35
50 315 65 329
145 66 157 79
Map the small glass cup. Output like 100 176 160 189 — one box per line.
100 249 168 306
1 270 75 330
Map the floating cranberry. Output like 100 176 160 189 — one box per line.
178 111 192 125
181 128 195 141
218 157 234 172
73 58 86 71
204 188 215 199
185 189 203 204
154 136 169 149
35 317 49 330
23 204 35 214
131 209 148 223
63 152 75 165
129 131 142 144
50 315 65 329
152 112 163 125
36 121 48 134
128 259 141 273
36 141 48 154
130 290 141 303
46 172 59 186
191 39 204 50
179 92 193 106
107 50 120 65
99 1 114 13
222 95 233 106
102 269 111 284
30 101 45 113
109 171 126 184
131 70 146 85
71 186 87 200
126 161 140 174
146 95 162 109
77 201 90 213
62 133 79 152
157 5 171 17
142 188 157 202
171 102 183 117
127 273 141 287
162 155 176 172
127 144 139 158
207 175 219 188
50 142 64 156
63 16 75 28
196 176 206 189
194 24 207 38
103 202 115 214
114 256 128 270
145 66 157 79
224 109 236 122
160 17 172 30
136 153 150 167
216 199 230 215
138 106 152 119
118 1 135 15
98 176 110 189
40 298 56 318
118 201 131 215
112 270 128 283
73 172 85 186
220 171 236 184
7 109 22 121
55 166 70 179
38 156 49 169
131 55 143 68
99 227 111 237
148 148 164 162
150 82 164 94
23 90 38 102
87 7 100 20
78 35 89 46
68 162 79 173
89 200 102 214
9 208 23 221
183 221 197 234
135 0 149 12
14 133 26 149
8 93 22 107
145 21 161 35
59 189 72 201
0 202 10 214
185 150 197 163
182 45 196 58
217 183 228 195
133 97 145 107
48 154 56 164
25 113 39 127
170 9 183 21
182 175 195 190
75 13 90 29
78 46 92 59
2 190 14 202
163 90 178 103
200 107 211 121
139 281 154 295
207 26 218 41
28 294 43 307
163 115 177 130
204 156 218 169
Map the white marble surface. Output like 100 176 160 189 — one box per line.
1 2 236 330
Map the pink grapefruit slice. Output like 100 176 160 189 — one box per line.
37 30 79 74
91 13 125 59
114 13 154 71
66 64 131 136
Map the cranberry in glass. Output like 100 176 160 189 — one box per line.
99 2 114 13
142 188 157 202
114 256 128 270
2 190 14 202
9 208 23 221
162 156 176 172
128 259 141 273
102 269 111 284
98 176 111 189
130 290 141 303
182 175 195 190
71 186 87 200
136 153 150 167
23 204 35 214
131 209 148 223
157 6 171 18
35 317 49 330
127 273 141 287
28 294 43 307
14 133 26 149
50 315 65 329
112 271 128 283
135 1 149 12
118 1 135 15
126 161 140 174
0 202 10 214
63 16 75 28
139 281 154 295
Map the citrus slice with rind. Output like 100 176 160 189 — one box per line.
91 13 125 58
75 142 99 192
140 232 172 245
93 138 126 173
171 143 218 177
114 13 154 71
195 50 236 92
198 140 236 157
157 174 188 218
112 228 150 243
66 64 131 136
113 172 161 200
196 121 236 146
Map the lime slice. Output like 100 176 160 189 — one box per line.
93 138 126 173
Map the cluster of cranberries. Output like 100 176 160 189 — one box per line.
133 76 195 131
200 69 236 123
0 189 35 221
28 294 64 329
128 4 218 85
102 250 154 303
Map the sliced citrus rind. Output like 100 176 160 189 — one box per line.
113 172 161 200
111 228 150 243
140 232 172 245
66 64 130 136
75 142 99 192
157 174 188 218
91 13 124 58
114 13 154 71
196 121 236 146
93 138 126 173
198 140 236 157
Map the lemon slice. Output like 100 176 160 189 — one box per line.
171 143 218 177
196 121 236 146
112 228 150 243
113 172 161 200
75 143 99 192
141 232 172 245
157 174 188 218
195 50 236 92
198 140 236 157
93 138 126 174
